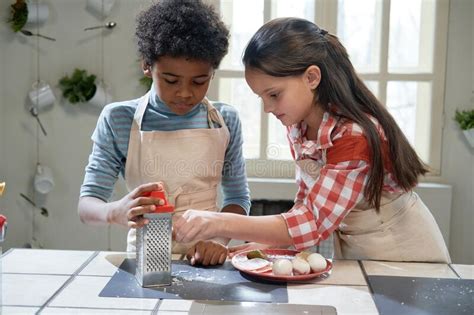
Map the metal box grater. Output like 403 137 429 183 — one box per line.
135 212 172 287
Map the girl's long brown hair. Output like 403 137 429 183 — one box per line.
243 18 428 209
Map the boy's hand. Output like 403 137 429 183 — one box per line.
186 240 228 266
110 182 165 228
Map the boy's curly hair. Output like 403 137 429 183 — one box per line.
136 0 229 69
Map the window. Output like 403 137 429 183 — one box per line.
208 0 449 178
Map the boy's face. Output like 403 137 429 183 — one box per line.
147 56 214 115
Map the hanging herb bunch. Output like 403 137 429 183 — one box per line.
59 69 97 104
8 0 28 32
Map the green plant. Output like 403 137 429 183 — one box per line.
139 76 153 90
454 109 474 130
59 69 97 104
8 0 28 32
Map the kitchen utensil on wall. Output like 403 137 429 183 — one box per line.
29 107 47 136
19 193 49 217
84 21 116 31
136 190 174 287
1 182 7 257
20 29 56 41
0 215 6 243
84 21 117 31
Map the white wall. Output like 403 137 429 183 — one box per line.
442 0 474 264
0 0 150 251
0 0 472 263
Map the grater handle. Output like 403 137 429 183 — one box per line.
143 190 174 213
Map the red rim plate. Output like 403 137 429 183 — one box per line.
231 248 332 282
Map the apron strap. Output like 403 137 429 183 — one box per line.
202 98 226 129
132 92 151 132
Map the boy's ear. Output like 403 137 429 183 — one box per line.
305 65 321 90
141 61 152 78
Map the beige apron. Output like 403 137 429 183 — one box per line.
296 158 451 263
125 92 230 254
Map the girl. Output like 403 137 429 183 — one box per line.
173 17 451 263
78 0 250 266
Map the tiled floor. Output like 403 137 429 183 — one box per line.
0 306 40 314
3 249 472 314
48 275 159 310
2 249 94 275
315 260 367 286
451 264 474 279
1 274 69 306
79 251 131 277
362 260 458 278
41 307 153 314
287 284 378 315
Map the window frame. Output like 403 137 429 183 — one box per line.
207 0 450 180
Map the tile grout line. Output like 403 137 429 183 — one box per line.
447 264 462 279
35 251 100 314
0 247 14 258
358 260 375 295
358 260 383 315
40 305 158 311
2 272 111 277
151 299 163 314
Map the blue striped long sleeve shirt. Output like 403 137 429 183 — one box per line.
80 89 251 214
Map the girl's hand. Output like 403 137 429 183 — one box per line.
186 240 228 266
228 242 272 258
173 210 221 243
110 182 165 228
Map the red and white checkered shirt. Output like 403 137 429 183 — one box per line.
281 112 403 250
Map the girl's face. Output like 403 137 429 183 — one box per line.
244 67 321 127
146 56 214 115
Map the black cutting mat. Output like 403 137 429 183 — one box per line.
99 259 288 303
367 275 474 315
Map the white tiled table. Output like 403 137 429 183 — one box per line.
0 249 469 314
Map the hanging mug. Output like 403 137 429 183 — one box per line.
86 0 116 19
28 80 56 111
34 164 54 194
26 3 49 24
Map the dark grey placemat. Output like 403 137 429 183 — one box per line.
367 275 474 315
99 259 288 303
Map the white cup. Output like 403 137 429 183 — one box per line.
26 3 49 24
34 164 54 194
86 0 116 19
28 80 56 110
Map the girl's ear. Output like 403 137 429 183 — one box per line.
305 65 321 90
142 60 152 78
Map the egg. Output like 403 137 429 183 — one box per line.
307 253 327 272
292 258 311 275
272 258 293 276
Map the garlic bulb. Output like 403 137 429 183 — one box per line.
307 253 327 272
272 258 293 276
292 258 311 275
